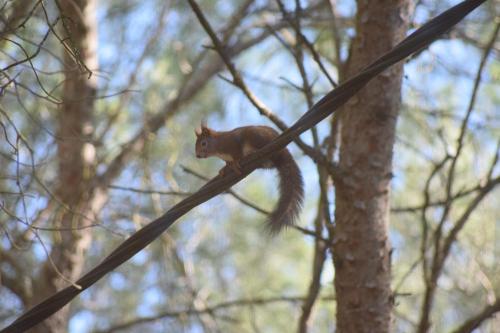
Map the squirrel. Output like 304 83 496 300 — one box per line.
195 123 304 234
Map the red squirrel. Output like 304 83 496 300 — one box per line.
195 123 304 234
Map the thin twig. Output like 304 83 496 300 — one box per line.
100 294 336 333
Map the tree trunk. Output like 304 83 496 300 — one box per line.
28 0 98 332
332 1 411 332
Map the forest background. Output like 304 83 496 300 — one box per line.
0 0 499 332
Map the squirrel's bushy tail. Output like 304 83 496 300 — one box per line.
267 151 304 235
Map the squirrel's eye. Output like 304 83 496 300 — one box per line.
201 140 207 147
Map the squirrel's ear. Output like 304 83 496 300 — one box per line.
195 127 202 137
200 120 211 135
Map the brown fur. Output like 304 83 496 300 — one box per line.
195 124 304 234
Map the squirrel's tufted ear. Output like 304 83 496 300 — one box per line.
200 120 211 135
195 126 202 137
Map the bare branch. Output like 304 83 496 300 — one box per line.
181 165 270 215
100 295 336 333
451 299 500 333
417 21 500 333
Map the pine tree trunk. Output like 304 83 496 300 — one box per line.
332 1 411 332
28 0 98 331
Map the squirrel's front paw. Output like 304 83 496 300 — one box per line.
231 161 242 174
219 161 242 176
218 166 229 176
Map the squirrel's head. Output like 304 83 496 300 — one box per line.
195 123 215 158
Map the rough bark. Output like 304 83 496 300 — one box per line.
332 1 411 332
28 0 98 332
